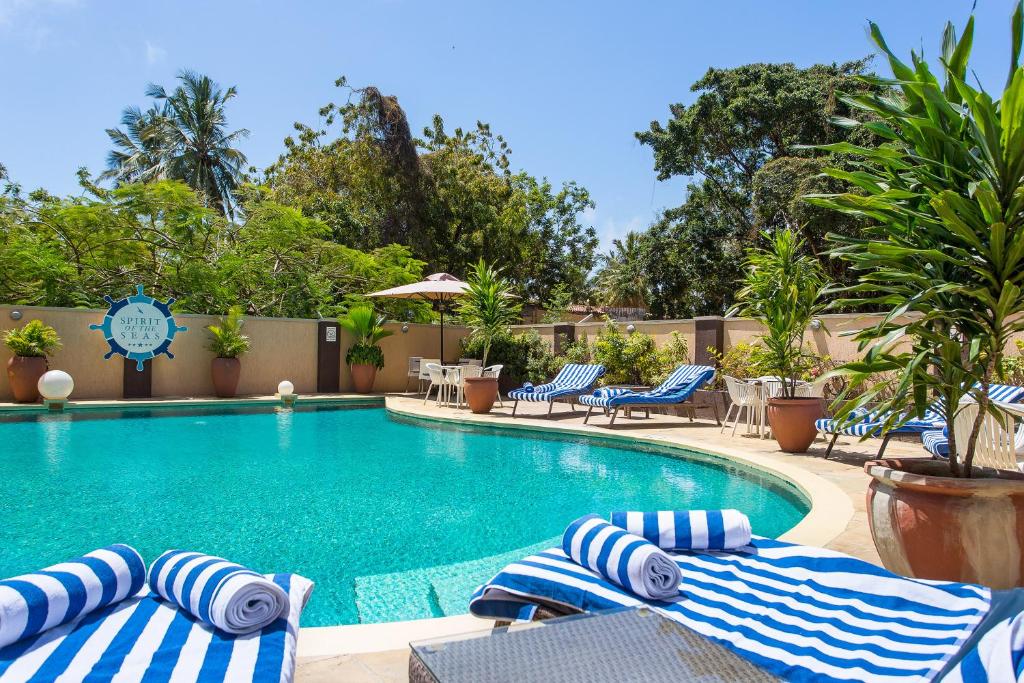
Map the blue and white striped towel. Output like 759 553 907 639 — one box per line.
0 544 145 649
563 514 681 600
610 510 752 551
148 551 290 635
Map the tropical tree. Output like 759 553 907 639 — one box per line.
808 2 1024 477
457 259 522 368
103 71 249 216
593 231 650 308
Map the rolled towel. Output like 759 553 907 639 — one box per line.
562 514 681 600
0 544 146 648
520 382 534 393
610 509 752 551
148 550 289 635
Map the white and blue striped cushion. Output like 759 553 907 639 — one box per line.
0 572 311 682
579 365 714 408
817 384 1024 438
0 545 146 649
610 510 752 551
148 551 290 635
562 515 681 600
943 600 1024 682
508 364 605 402
470 537 991 682
922 428 950 458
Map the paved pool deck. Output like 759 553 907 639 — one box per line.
296 393 930 682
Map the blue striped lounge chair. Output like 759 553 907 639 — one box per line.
815 383 1024 459
469 536 1023 681
577 364 717 426
507 364 606 417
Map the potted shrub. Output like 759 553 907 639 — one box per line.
207 306 250 398
340 304 392 393
4 320 61 403
730 228 829 452
457 259 521 413
807 5 1024 585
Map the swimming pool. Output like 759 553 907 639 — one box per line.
0 405 807 626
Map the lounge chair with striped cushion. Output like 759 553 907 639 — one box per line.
507 364 605 417
470 535 1013 681
0 573 311 681
577 364 717 426
815 383 1024 459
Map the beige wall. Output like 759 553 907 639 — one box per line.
0 305 469 401
5 303 1023 401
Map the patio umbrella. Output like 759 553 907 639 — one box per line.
367 273 469 362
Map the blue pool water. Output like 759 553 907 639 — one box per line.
0 405 806 626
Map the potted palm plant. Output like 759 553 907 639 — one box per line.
458 259 522 413
730 228 828 452
340 304 393 393
207 306 250 398
807 4 1024 586
4 320 61 403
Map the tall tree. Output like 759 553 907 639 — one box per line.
103 71 249 217
593 231 650 308
630 60 877 317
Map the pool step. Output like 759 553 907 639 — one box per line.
353 537 558 624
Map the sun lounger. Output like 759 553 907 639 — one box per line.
470 534 1008 681
577 364 717 425
816 383 1024 458
507 364 605 417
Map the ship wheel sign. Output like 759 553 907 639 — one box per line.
90 285 188 371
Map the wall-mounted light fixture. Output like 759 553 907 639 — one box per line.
10 310 22 321
810 319 822 331
626 324 636 334
401 323 410 334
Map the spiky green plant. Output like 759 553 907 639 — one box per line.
207 305 250 358
729 228 829 398
806 2 1024 476
457 259 522 368
341 304 392 369
4 320 61 357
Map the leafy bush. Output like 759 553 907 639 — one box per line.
653 331 690 383
591 322 665 386
346 344 385 368
207 305 250 358
561 334 592 365
461 330 558 386
1000 340 1024 387
4 320 61 357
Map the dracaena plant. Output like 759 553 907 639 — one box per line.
806 2 1024 477
729 227 829 399
340 303 392 369
457 259 522 368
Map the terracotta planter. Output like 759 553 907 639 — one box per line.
6 355 47 403
464 376 499 414
766 397 823 453
866 458 1024 587
350 364 378 393
211 357 241 398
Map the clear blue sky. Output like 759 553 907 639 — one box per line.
0 0 1017 250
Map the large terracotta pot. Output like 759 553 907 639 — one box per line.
350 364 377 393
464 376 499 414
766 397 823 453
866 458 1024 587
6 355 47 403
211 357 241 398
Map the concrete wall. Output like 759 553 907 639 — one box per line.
0 305 470 400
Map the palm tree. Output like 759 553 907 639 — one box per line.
103 71 249 216
594 231 650 308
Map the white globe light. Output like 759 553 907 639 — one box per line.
38 370 74 400
277 380 294 396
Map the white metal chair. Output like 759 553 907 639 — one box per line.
722 376 760 436
459 357 483 367
483 364 504 407
423 363 446 406
407 357 423 393
419 358 439 396
443 365 464 407
952 399 1024 472
456 364 483 407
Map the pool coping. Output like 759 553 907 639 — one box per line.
295 397 855 658
0 393 384 414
